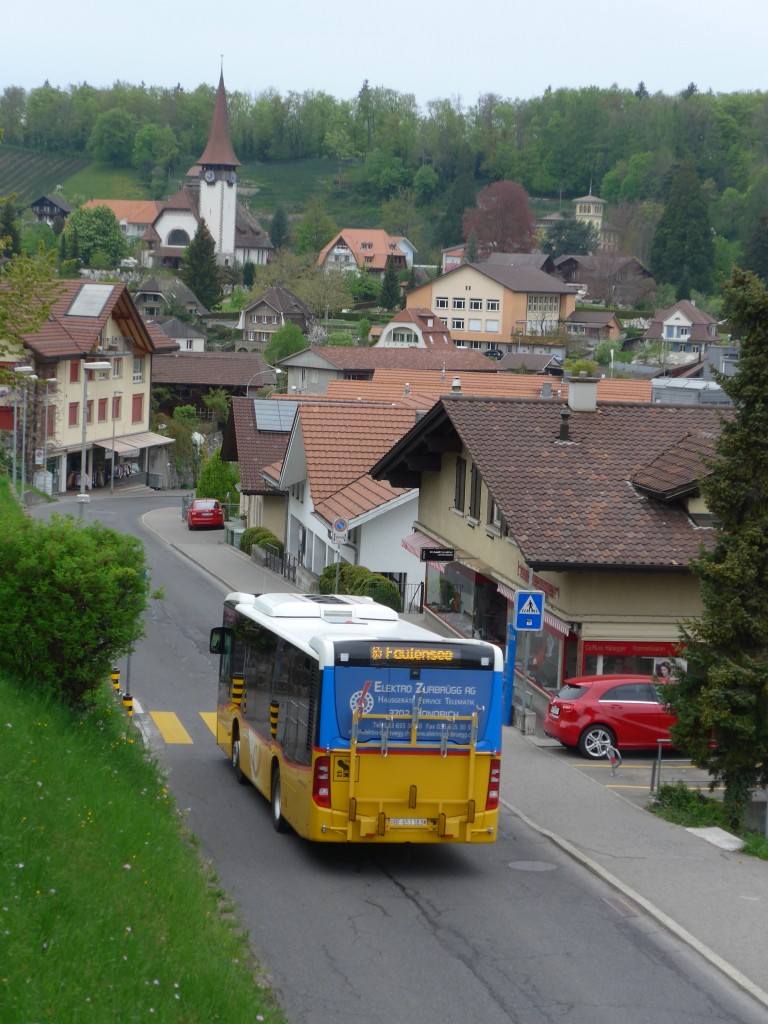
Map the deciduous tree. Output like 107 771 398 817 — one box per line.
59 205 127 267
668 268 768 830
462 179 537 254
86 107 137 167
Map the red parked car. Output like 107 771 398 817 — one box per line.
187 498 225 531
543 675 676 760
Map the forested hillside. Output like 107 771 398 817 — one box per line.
2 79 768 273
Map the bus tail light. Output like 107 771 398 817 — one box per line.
313 756 331 808
485 758 501 810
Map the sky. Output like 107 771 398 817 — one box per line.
7 0 768 109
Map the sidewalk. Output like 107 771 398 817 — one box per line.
145 505 768 1011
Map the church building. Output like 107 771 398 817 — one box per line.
129 74 272 270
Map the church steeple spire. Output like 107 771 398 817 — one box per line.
197 73 241 168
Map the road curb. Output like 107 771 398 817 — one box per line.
500 796 768 1012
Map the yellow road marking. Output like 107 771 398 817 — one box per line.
149 711 193 744
200 712 217 736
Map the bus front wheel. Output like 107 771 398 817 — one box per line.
231 728 246 785
271 766 287 833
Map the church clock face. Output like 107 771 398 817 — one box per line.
227 171 237 185
204 169 215 184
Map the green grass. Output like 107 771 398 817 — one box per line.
63 163 153 201
650 782 768 859
0 468 286 1021
0 673 287 1024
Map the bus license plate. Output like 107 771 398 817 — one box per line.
388 817 428 827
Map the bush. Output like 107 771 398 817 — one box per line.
318 563 401 609
240 527 283 556
355 572 401 611
240 527 272 554
0 515 151 705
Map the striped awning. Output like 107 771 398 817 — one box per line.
401 530 451 573
496 583 571 635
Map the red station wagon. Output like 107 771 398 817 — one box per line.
543 675 676 759
187 499 225 531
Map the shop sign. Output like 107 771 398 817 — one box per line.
420 547 455 562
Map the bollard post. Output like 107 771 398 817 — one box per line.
110 667 121 694
122 652 133 719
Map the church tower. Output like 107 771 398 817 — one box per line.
196 73 240 266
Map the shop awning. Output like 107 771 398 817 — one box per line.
98 431 175 455
401 530 452 573
497 583 571 635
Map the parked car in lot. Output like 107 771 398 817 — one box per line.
543 675 676 759
187 498 225 531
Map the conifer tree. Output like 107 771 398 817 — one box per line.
742 211 768 285
379 256 400 310
269 206 290 251
650 156 715 295
668 268 768 830
181 219 222 310
0 197 21 256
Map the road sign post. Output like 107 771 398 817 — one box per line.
513 591 545 733
331 516 348 592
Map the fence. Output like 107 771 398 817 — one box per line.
264 543 298 583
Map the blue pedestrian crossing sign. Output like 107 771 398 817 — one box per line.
514 590 545 631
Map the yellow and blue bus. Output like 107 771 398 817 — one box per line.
210 592 504 844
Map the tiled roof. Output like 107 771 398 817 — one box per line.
373 397 722 570
242 286 311 318
145 316 205 340
151 351 274 385
566 310 620 325
459 262 574 294
497 353 557 372
643 300 718 342
223 397 289 494
82 199 161 224
279 345 496 372
295 403 415 513
144 319 180 353
631 429 719 499
317 229 408 272
362 368 652 403
20 281 155 361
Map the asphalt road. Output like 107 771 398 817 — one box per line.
29 490 767 1024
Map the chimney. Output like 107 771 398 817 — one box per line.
559 404 571 441
404 381 410 395
567 371 598 412
540 380 552 399
451 376 461 393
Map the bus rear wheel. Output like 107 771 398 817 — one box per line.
231 728 246 785
271 766 287 833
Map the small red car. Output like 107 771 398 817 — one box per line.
187 498 225 531
543 675 676 759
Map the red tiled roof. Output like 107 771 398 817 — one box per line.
20 281 154 361
295 403 415 517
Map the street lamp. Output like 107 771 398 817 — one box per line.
245 366 284 398
11 366 34 495
110 390 123 494
78 360 111 516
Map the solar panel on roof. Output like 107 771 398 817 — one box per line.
253 399 298 432
67 284 113 318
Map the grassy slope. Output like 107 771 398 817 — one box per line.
0 478 287 1023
